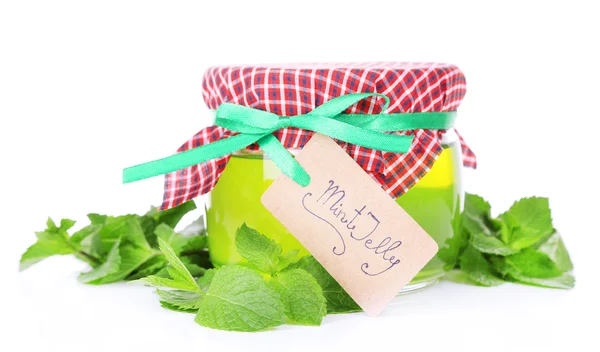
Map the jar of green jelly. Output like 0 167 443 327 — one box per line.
206 131 463 290
196 63 476 292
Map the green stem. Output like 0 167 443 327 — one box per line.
180 249 209 257
76 250 101 266
66 240 102 267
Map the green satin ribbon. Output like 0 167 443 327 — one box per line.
123 93 456 186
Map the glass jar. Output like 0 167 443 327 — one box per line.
206 129 463 291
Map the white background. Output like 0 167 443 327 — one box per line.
1 0 599 351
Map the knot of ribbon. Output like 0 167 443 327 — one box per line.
123 93 456 186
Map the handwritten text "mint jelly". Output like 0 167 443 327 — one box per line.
301 180 402 276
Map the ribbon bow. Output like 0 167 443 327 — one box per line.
123 93 456 186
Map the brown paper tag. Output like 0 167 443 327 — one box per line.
261 134 439 316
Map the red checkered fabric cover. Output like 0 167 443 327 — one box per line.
161 63 476 210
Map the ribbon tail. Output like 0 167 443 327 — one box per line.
257 134 311 187
122 132 262 183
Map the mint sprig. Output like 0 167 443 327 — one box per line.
20 218 80 270
134 236 286 331
446 194 575 289
135 224 359 330
235 224 327 324
20 201 208 284
235 225 358 319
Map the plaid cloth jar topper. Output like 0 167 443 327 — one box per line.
154 62 476 210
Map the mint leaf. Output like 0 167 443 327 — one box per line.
69 224 103 267
507 272 575 289
70 223 101 248
20 241 75 271
489 256 510 276
183 252 212 272
179 236 207 254
459 245 504 286
233 223 296 274
157 237 198 289
155 223 206 256
127 255 168 280
180 257 206 277
491 254 575 289
160 301 197 313
79 238 122 283
88 244 154 284
179 215 206 237
123 217 152 250
271 268 326 325
460 194 516 256
153 260 206 279
83 218 155 284
235 224 282 274
461 194 494 235
536 231 573 272
195 265 285 332
89 214 138 256
140 201 197 247
132 237 200 291
79 214 109 259
20 218 78 271
196 269 216 292
438 203 468 269
155 223 185 251
500 249 563 279
502 197 553 250
144 201 197 229
135 275 199 291
470 231 517 256
51 218 76 232
288 256 361 313
274 250 299 272
492 217 512 244
127 222 207 281
157 290 203 312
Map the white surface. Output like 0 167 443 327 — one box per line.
1 1 599 351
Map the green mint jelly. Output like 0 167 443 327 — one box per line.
206 140 462 288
